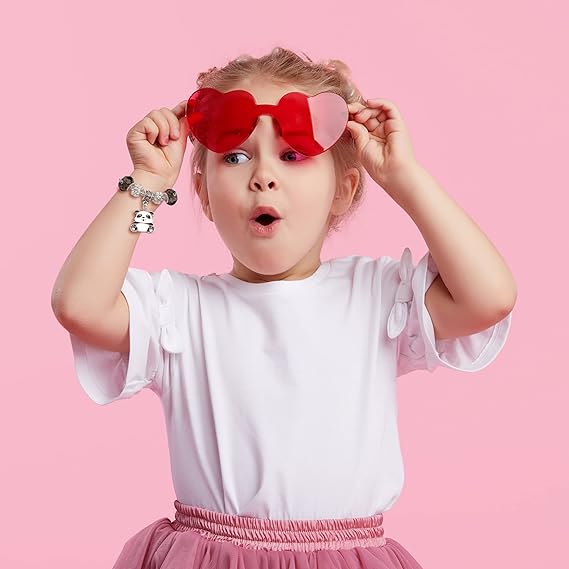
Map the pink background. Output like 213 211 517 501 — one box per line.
2 0 566 566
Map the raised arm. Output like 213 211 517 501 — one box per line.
51 170 168 353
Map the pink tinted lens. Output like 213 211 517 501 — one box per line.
306 92 349 152
273 91 348 156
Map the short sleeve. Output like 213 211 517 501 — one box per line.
386 248 512 378
68 267 184 405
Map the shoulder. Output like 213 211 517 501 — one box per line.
125 267 205 305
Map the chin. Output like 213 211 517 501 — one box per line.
233 250 297 277
245 259 291 277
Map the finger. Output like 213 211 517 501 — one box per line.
173 99 191 138
348 102 366 115
147 109 172 146
348 102 383 128
364 117 382 133
353 106 381 122
364 98 402 120
138 116 160 145
346 120 370 154
173 99 187 111
160 106 182 140
171 99 188 117
349 110 382 135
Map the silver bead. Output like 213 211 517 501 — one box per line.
151 192 163 205
129 183 143 197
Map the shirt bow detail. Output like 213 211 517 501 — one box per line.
156 269 184 354
387 247 414 339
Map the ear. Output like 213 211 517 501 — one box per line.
195 171 203 194
195 172 213 222
330 167 360 216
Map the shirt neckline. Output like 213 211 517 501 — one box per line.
216 260 332 294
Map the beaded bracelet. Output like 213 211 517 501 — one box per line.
118 175 178 233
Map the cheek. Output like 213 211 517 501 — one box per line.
290 190 334 228
209 186 242 222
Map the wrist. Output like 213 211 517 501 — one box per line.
130 169 172 192
381 162 427 200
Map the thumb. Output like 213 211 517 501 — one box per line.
346 120 369 155
172 99 190 139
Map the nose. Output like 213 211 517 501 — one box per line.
250 166 277 191
248 119 280 192
248 116 283 191
251 115 280 139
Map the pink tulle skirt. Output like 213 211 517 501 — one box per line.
113 500 425 569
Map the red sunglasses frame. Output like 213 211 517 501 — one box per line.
185 87 349 157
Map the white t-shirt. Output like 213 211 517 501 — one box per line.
69 248 512 520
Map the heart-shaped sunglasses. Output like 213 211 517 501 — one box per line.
185 87 349 157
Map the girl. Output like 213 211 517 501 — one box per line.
52 47 516 569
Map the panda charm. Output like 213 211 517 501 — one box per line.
129 209 155 233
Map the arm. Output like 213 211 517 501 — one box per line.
51 170 168 348
385 164 517 341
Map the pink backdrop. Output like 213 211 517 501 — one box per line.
2 0 566 566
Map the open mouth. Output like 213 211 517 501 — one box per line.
254 213 279 226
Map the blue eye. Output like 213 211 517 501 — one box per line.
223 152 247 165
222 149 306 164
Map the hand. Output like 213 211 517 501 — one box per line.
346 98 419 190
126 100 190 188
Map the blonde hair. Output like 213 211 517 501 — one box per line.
189 46 367 237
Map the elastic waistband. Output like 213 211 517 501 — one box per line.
171 500 387 552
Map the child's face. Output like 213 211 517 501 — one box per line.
198 78 350 283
